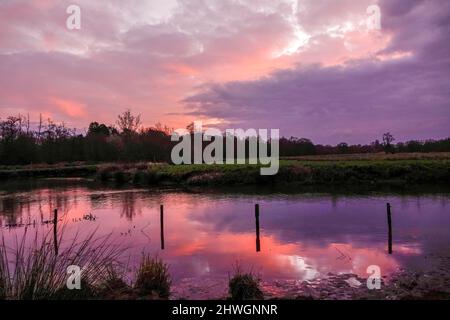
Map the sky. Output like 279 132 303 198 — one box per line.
0 0 449 144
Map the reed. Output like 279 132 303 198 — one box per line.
0 227 123 300
134 255 171 299
228 265 263 300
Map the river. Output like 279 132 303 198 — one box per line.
1 179 449 299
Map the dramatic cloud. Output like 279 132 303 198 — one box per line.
0 0 448 142
182 0 450 143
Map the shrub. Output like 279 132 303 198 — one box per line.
96 165 119 181
113 170 126 184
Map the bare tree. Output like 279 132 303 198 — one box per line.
116 109 141 134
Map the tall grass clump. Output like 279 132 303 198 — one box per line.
228 265 263 300
134 255 171 299
97 266 134 300
0 227 123 300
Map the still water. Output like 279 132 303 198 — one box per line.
1 179 450 298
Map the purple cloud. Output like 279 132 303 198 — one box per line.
0 0 448 144
182 0 450 144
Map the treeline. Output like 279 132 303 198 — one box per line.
279 136 450 156
0 112 173 165
0 111 449 165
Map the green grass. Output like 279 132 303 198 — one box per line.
282 151 450 161
140 159 450 187
1 155 449 187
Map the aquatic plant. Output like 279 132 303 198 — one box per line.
228 266 264 300
97 266 134 300
0 227 123 300
134 255 171 299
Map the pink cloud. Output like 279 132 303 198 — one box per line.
0 0 448 143
50 97 87 118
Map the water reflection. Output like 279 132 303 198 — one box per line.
119 191 140 221
160 204 165 250
255 203 261 252
1 181 450 298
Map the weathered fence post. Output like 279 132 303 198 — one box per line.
255 204 261 252
53 208 58 255
387 203 392 254
160 204 165 250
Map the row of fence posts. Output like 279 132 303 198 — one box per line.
51 202 394 255
252 202 393 254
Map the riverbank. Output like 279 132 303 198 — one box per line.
172 258 450 300
270 267 450 300
1 157 450 187
1 176 449 300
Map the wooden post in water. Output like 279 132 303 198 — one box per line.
255 204 261 252
53 209 58 255
160 204 165 250
387 203 392 254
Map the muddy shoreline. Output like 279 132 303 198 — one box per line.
171 257 450 300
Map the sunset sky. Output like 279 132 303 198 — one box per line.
0 0 449 144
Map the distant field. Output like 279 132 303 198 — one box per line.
1 153 450 188
281 152 450 161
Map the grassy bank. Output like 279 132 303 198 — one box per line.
0 229 171 300
1 155 450 187
0 163 98 179
281 151 450 161
141 159 450 186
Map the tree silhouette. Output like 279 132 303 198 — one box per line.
1 112 450 165
116 109 141 134
382 132 395 153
